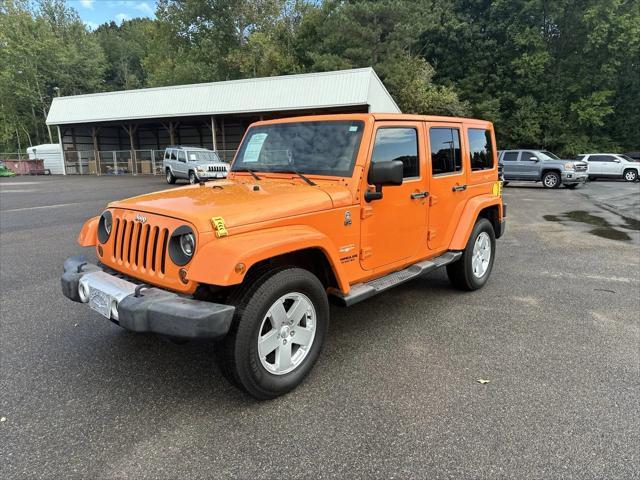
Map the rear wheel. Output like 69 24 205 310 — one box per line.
542 171 561 189
165 168 176 184
216 267 329 399
447 218 496 291
623 169 638 182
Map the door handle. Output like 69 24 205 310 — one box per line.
452 184 467 192
411 191 429 199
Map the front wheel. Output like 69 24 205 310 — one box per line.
447 218 496 291
216 267 329 399
189 171 198 184
623 169 638 182
542 171 561 189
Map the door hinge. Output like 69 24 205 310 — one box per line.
360 247 373 259
361 206 374 220
427 229 437 241
429 195 438 206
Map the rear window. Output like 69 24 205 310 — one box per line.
467 128 494 171
429 128 462 175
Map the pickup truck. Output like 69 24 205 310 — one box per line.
62 114 506 399
498 149 588 188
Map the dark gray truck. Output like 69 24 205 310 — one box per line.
498 149 588 189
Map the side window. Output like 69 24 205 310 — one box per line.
177 151 186 162
520 151 537 161
164 150 170 160
371 127 419 178
468 128 494 171
591 155 613 162
429 127 462 175
170 150 177 160
503 152 519 162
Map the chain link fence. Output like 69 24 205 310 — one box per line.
1 149 237 175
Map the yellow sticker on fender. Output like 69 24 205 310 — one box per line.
492 181 503 197
211 216 228 238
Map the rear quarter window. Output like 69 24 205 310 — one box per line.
468 128 494 171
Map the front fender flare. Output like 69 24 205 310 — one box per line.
186 226 350 292
449 196 503 250
77 216 99 247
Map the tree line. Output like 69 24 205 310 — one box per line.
1 0 638 155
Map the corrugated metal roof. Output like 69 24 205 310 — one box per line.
46 68 400 125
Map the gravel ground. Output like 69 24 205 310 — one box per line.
1 176 638 479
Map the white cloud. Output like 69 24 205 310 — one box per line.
133 2 154 16
79 0 94 8
115 12 129 24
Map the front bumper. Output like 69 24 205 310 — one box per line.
195 170 228 179
61 256 235 339
562 171 588 184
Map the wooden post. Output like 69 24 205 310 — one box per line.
121 124 138 174
221 118 226 152
91 126 101 175
211 116 217 150
57 126 66 175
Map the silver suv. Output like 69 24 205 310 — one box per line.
163 146 230 184
575 153 640 182
498 149 588 189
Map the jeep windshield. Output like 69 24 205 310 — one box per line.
187 151 221 162
232 120 365 177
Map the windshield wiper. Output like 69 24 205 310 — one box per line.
234 168 261 181
272 168 316 186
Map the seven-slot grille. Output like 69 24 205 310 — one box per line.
208 165 227 172
111 216 169 275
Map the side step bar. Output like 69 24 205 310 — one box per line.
331 251 462 307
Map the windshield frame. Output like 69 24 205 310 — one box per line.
231 120 366 178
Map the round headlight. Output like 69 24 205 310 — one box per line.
169 225 196 266
180 233 195 256
98 210 113 244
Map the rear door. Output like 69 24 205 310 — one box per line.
360 122 428 270
175 150 187 178
426 122 467 251
501 151 519 179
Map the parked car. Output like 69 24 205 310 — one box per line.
163 146 229 184
623 152 640 162
62 113 506 399
575 153 640 182
498 149 588 188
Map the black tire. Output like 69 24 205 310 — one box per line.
588 175 597 181
446 218 496 291
165 168 176 184
623 169 638 182
188 170 197 184
564 183 578 189
542 171 561 189
216 267 329 399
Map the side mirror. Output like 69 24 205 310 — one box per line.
365 160 403 202
529 156 539 162
613 158 621 163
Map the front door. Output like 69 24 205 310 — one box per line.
519 151 540 179
360 122 428 270
426 123 468 251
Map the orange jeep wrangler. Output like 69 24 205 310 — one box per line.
62 114 505 399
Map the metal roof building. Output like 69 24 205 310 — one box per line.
45 68 400 175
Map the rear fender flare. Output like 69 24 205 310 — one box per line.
449 196 503 250
187 226 350 292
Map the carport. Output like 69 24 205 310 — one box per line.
44 68 400 175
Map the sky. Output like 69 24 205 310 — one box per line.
67 0 157 30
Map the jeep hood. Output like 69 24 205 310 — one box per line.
109 178 350 232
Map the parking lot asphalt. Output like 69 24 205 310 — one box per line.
1 176 639 479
